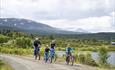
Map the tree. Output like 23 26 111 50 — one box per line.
15 37 32 48
49 35 55 40
0 34 9 43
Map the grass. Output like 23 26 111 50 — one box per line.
97 67 115 70
55 45 115 52
0 60 13 70
0 46 114 69
0 47 33 56
77 46 115 52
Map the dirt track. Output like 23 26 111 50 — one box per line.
0 54 96 70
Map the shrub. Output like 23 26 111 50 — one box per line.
78 53 86 64
78 53 97 66
15 37 32 48
0 34 9 43
85 53 98 66
98 46 110 67
0 47 33 55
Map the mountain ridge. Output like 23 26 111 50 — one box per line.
0 18 86 34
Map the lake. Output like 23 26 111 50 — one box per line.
56 51 115 66
92 52 115 66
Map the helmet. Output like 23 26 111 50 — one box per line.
35 38 38 40
46 45 49 47
52 40 55 43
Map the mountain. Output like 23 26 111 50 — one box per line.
75 28 89 33
0 18 85 34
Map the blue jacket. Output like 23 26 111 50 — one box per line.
66 47 72 54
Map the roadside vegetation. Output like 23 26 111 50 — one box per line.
0 60 13 70
0 30 115 70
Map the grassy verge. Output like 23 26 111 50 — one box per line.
0 60 13 70
97 67 115 70
0 47 33 56
0 47 46 58
0 46 114 70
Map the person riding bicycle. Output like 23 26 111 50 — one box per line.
44 45 50 62
65 44 75 65
49 40 56 62
66 44 73 61
33 37 41 60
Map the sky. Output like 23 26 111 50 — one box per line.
0 0 115 33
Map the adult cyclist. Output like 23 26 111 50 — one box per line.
49 40 56 63
33 38 41 60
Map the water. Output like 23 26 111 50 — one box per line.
56 51 115 66
92 52 115 66
56 51 65 57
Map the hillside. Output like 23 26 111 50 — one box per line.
0 18 84 34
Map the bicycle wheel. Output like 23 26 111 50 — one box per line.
49 56 53 63
38 51 41 60
54 54 57 62
71 56 75 66
34 50 37 60
66 56 70 65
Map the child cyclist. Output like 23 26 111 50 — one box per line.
44 45 50 63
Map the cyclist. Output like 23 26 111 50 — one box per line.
33 37 41 60
49 40 56 63
65 44 73 61
44 45 50 63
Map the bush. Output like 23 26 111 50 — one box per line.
15 37 32 48
85 53 98 66
0 34 9 43
78 53 97 66
0 47 33 55
98 46 110 67
78 53 86 64
74 53 79 62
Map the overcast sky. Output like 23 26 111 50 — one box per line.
0 0 115 32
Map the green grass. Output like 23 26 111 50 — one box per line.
0 47 33 55
0 46 114 68
77 46 115 52
0 60 13 70
97 67 115 70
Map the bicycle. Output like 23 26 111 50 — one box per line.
34 48 41 60
44 52 49 63
49 53 57 63
66 54 75 66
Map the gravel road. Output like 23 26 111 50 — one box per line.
0 54 96 70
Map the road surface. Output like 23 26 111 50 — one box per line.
0 54 96 70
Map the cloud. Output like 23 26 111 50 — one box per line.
40 12 115 32
1 0 114 19
0 0 115 32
